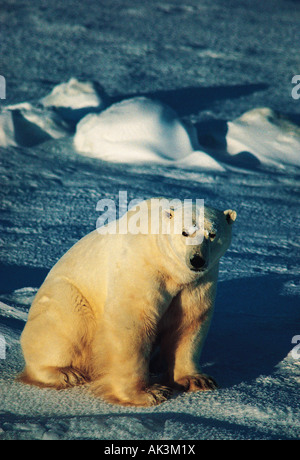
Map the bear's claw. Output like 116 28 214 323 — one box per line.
176 373 218 392
59 367 90 387
146 383 173 404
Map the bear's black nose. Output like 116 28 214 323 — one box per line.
190 255 206 270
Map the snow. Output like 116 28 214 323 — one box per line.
41 77 108 124
41 78 106 112
0 102 71 148
0 0 300 441
226 108 300 169
74 96 223 170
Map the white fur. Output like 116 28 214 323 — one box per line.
19 199 236 406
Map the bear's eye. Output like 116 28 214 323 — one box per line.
182 230 189 237
209 232 216 241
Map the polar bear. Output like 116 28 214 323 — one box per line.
19 198 236 406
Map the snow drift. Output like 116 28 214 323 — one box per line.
226 108 300 169
74 96 224 170
40 77 108 124
0 78 108 148
0 80 299 173
0 102 71 148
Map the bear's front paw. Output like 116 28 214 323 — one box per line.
175 373 217 392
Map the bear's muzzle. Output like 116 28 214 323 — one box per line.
189 254 207 271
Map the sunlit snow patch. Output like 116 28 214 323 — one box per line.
74 96 224 170
226 108 300 169
40 77 108 123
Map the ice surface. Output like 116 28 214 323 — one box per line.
1 0 300 441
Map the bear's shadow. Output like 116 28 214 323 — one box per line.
199 274 299 388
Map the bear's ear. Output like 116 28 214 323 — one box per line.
164 207 175 219
224 209 237 224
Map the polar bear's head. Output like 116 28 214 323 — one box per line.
115 198 236 277
161 202 236 275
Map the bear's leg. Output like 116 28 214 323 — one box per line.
91 309 172 406
19 278 94 389
162 330 217 392
168 318 217 392
160 288 217 393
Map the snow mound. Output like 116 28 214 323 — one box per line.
40 78 108 123
0 102 71 148
226 108 300 169
74 97 223 170
0 78 108 149
175 151 225 171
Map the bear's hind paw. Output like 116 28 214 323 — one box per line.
58 366 90 388
18 365 90 389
